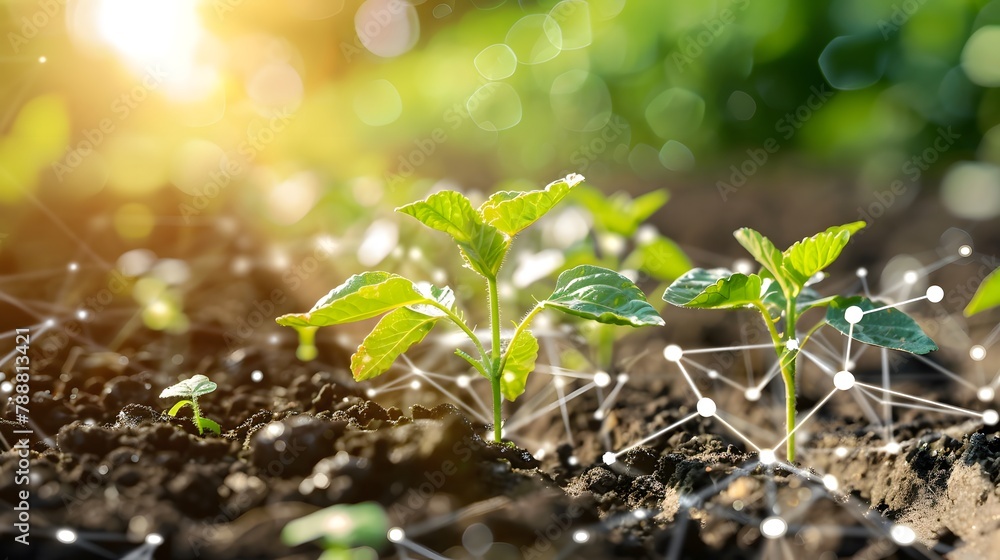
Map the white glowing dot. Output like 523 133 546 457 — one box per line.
890 524 916 545
785 339 799 351
265 423 285 438
959 245 973 257
822 474 839 491
251 370 263 383
884 442 901 454
602 451 617 465
553 377 565 388
977 387 994 402
856 267 868 278
983 409 999 426
387 527 405 543
407 247 423 261
760 516 787 539
594 410 605 420
594 371 611 387
1 382 13 392
663 344 683 362
456 375 470 388
696 397 716 417
903 270 919 285
834 446 848 458
409 380 421 390
269 334 280 345
76 309 88 320
971 345 987 361
759 449 776 465
707 369 719 379
745 387 761 401
844 306 864 325
846 360 856 370
534 448 546 460
572 529 590 543
145 533 164 545
68 262 78 272
56 528 77 543
834 371 855 391
45 318 56 327
925 285 944 303
733 258 753 275
616 373 629 384
567 456 579 466
366 388 377 397
38 56 47 63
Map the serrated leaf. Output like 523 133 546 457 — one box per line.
500 330 539 401
397 191 509 278
965 266 1000 316
197 417 221 435
160 375 217 399
781 222 865 287
662 268 763 310
276 272 427 328
573 186 668 237
479 173 584 236
351 308 439 381
543 265 664 327
624 232 692 282
409 283 455 317
733 227 794 295
825 296 937 354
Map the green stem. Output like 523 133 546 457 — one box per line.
487 277 501 361
191 397 203 435
487 276 502 442
490 370 502 443
782 294 798 463
429 300 489 363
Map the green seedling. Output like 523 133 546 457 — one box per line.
160 374 221 435
276 174 664 443
663 222 937 462
282 502 389 560
965 265 1000 317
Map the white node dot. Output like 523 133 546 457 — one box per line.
959 245 973 257
594 410 605 420
616 373 629 384
890 524 916 545
970 345 987 361
602 452 617 465
785 338 799 351
38 55 47 63
76 310 88 320
594 371 611 387
366 388 377 398
977 387 994 402
856 267 868 278
567 456 579 466
387 527 405 543
903 271 919 285
409 380 421 390
834 446 848 458
745 387 761 401
833 371 855 391
884 442 901 454
844 306 864 325
554 377 565 388
572 529 590 544
925 285 944 303
696 397 717 417
822 474 839 491
634 510 648 519
456 375 470 388
760 516 787 539
251 370 264 383
68 262 78 272
56 528 77 543
733 258 753 275
268 334 280 344
983 409 999 426
45 318 56 327
145 533 164 545
759 449 776 465
663 344 683 363
707 369 719 379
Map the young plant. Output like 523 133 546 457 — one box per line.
276 174 664 443
965 265 1000 317
663 222 937 462
160 374 221 435
282 502 389 560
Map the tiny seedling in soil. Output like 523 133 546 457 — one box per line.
282 502 389 560
663 222 937 462
277 174 664 443
160 374 221 435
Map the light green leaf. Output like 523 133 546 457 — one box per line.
733 227 793 294
478 173 584 236
544 265 664 327
167 399 194 416
965 267 1000 316
573 187 669 237
781 222 865 286
197 417 221 435
282 503 390 549
762 282 833 318
397 191 509 277
826 221 867 236
500 330 539 401
160 374 217 399
276 272 427 328
409 283 455 317
662 268 763 310
350 308 439 381
624 232 692 282
825 296 938 354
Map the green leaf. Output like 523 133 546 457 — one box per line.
623 232 692 282
781 222 865 287
160 374 217 399
276 272 427 328
825 296 938 354
197 417 221 435
543 265 664 327
350 308 439 381
573 187 668 237
500 330 539 401
965 267 1000 316
397 190 509 277
167 399 194 416
762 282 832 319
662 268 763 310
478 173 584 236
408 283 455 317
282 503 390 549
733 227 794 295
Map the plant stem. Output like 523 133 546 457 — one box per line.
191 397 203 435
490 371 503 443
487 276 502 441
487 277 501 361
782 295 798 462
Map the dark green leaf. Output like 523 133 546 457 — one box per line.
544 265 664 327
825 296 937 354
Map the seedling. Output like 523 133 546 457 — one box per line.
276 174 664 443
282 502 389 560
663 222 937 462
160 374 221 435
965 265 1000 317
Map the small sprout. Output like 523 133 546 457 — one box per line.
282 502 389 557
160 374 221 435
